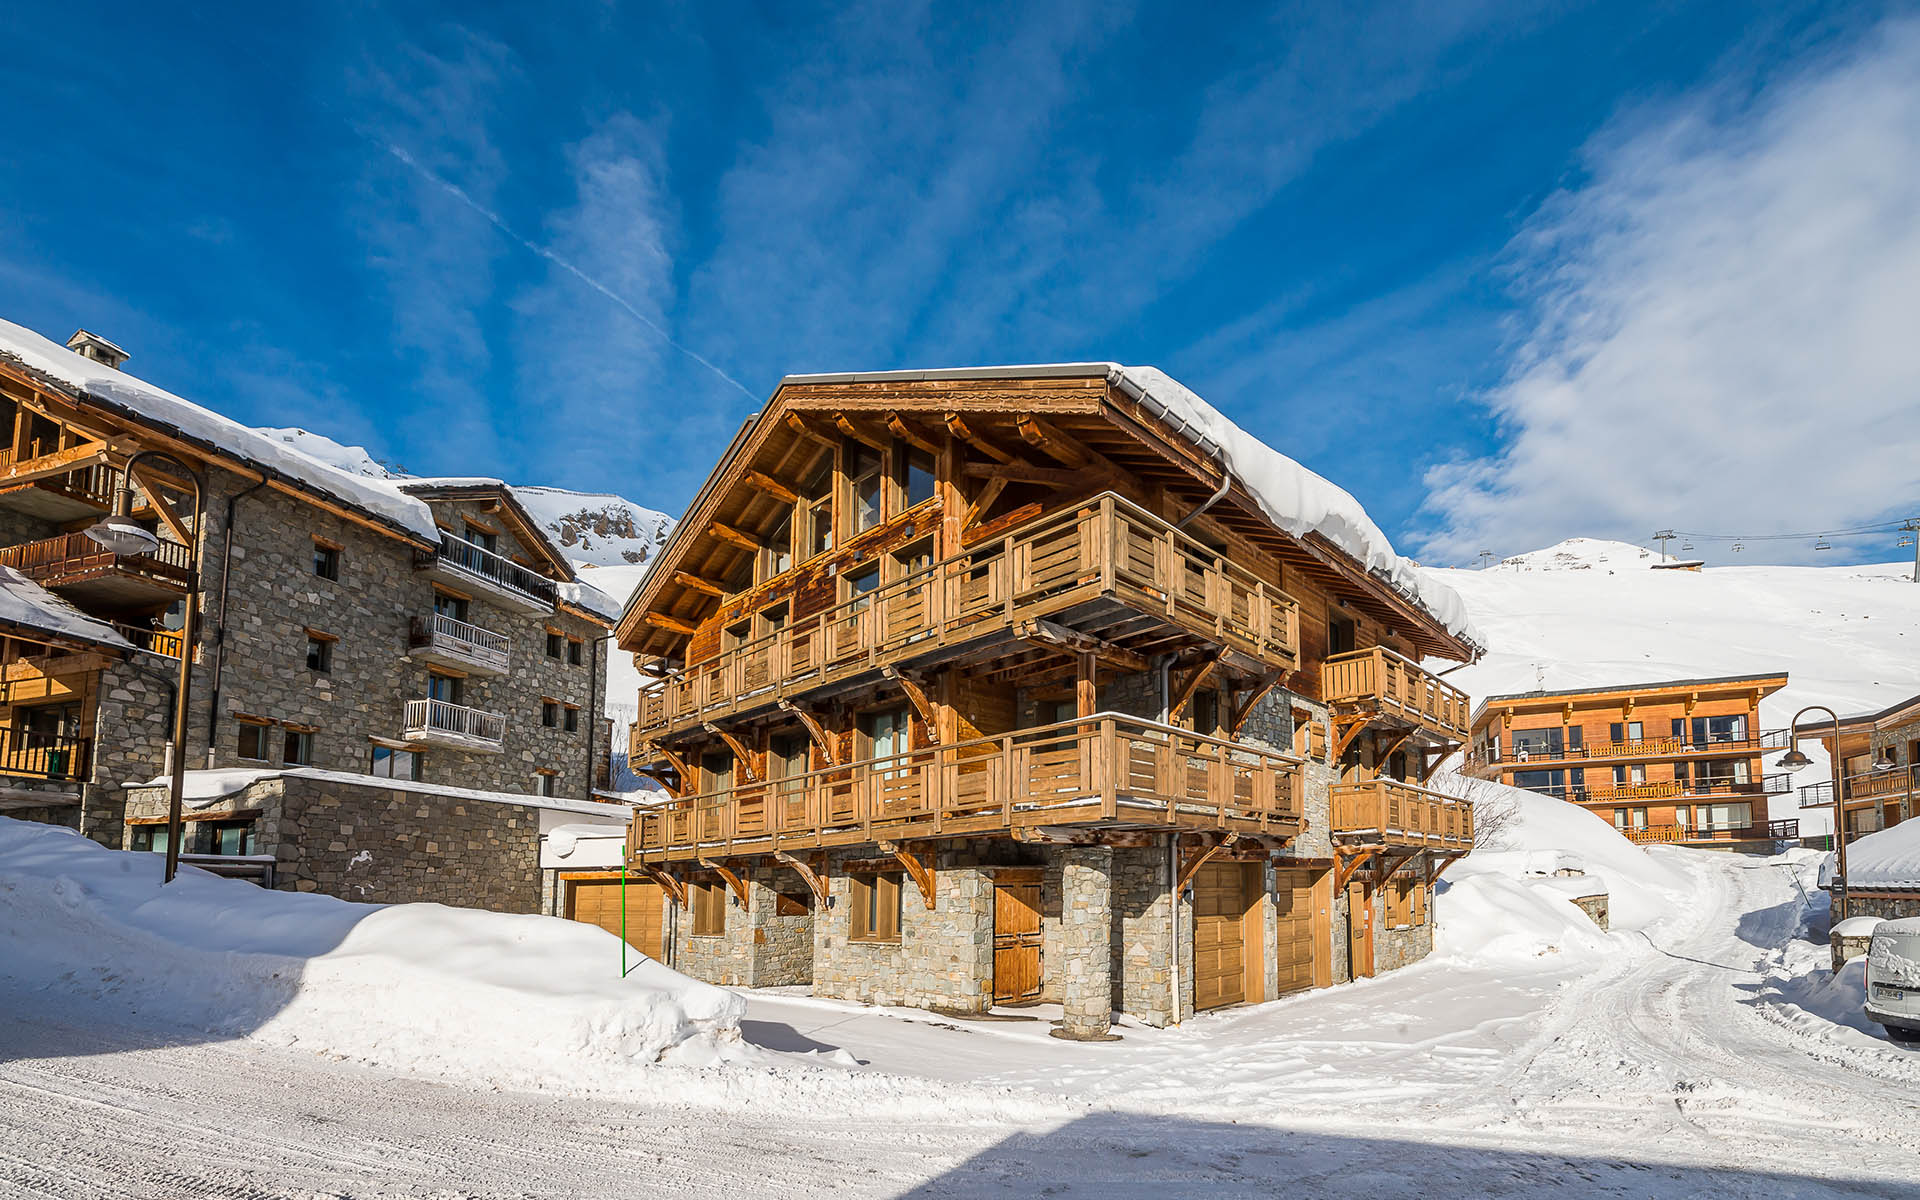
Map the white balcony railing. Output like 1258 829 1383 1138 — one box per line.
409 612 511 674
402 698 507 750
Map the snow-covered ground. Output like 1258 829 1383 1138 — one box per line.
6 796 1920 1196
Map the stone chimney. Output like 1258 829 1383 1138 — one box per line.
66 330 129 370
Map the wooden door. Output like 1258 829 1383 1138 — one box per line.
992 871 1044 1005
1194 862 1255 1011
567 877 664 960
1347 881 1375 979
1273 867 1326 995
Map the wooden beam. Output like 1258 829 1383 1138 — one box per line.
960 477 1007 534
1419 745 1457 784
833 412 889 452
960 461 1099 487
633 765 682 798
1330 716 1371 764
943 413 1020 465
657 746 694 791
699 859 750 908
0 440 110 490
639 865 686 907
778 700 840 766
882 667 940 744
775 851 830 907
743 469 799 505
784 412 835 446
1015 618 1149 674
703 723 759 781
672 571 726 598
1014 414 1119 477
1229 670 1286 737
709 522 758 551
877 840 936 910
1176 833 1240 894
644 612 699 636
886 415 941 456
1426 853 1465 886
1167 655 1220 723
1334 848 1378 892
128 462 195 548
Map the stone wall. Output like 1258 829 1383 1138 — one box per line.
77 653 179 845
1113 839 1183 1026
1372 886 1435 974
812 847 995 1013
125 774 544 911
671 864 814 987
1571 891 1611 931
1841 890 1920 922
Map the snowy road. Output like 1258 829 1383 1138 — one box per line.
3 850 1918 1198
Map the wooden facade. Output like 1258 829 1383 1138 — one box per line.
618 364 1477 1028
1795 693 1920 845
1464 673 1797 848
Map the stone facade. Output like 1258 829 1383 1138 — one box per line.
1839 891 1920 922
671 864 814 986
812 847 995 1013
1057 845 1114 1037
124 774 553 911
1570 891 1611 931
1113 840 1183 1025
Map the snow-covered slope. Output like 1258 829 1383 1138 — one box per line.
0 816 742 1085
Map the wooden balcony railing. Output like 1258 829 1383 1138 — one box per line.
107 622 186 659
402 698 507 749
1471 729 1790 770
0 531 193 592
1517 775 1790 805
1328 777 1475 850
1322 646 1469 740
409 612 511 674
1800 765 1919 807
627 713 1303 862
1623 819 1800 846
0 449 118 510
635 493 1301 742
416 535 557 609
0 726 90 781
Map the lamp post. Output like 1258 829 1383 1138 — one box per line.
1776 705 1845 920
87 451 204 885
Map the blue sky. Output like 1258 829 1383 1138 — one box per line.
4 1 1914 565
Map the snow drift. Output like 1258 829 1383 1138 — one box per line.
0 818 742 1086
1842 818 1920 890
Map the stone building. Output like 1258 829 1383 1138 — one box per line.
617 364 1481 1036
1795 691 1920 847
0 318 622 909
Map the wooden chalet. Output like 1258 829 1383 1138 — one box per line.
616 363 1479 1034
1795 692 1920 848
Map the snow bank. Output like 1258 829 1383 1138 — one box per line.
1844 819 1920 890
0 321 438 541
1112 366 1480 649
0 818 742 1086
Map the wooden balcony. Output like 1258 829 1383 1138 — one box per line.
1470 729 1791 772
627 714 1304 863
414 534 557 614
0 449 118 522
0 531 192 608
408 612 511 676
1800 765 1919 807
1623 820 1800 846
0 725 90 782
635 493 1301 743
106 622 186 660
1328 778 1475 851
402 698 507 753
1322 646 1468 742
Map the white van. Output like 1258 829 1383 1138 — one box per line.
1864 916 1920 1039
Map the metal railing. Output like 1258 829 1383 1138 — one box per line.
1470 729 1790 769
636 493 1301 741
1327 777 1476 849
408 612 511 671
418 534 558 608
402 698 507 746
1322 646 1469 739
0 531 193 589
628 713 1303 862
1799 764 1919 806
0 725 90 781
107 621 186 659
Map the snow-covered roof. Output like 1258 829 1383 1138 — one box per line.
1844 820 1920 891
127 767 640 819
0 320 439 542
775 362 1480 651
560 578 624 623
0 565 134 652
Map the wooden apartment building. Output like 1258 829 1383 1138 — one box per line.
1795 691 1920 846
614 363 1479 1035
1464 673 1796 849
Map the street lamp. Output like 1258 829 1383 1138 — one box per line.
87 451 204 885
1776 705 1845 920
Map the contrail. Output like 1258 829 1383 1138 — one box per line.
385 143 757 402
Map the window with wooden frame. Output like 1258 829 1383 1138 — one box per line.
432 589 470 621
760 510 793 582
283 727 315 767
567 638 584 666
847 444 885 536
844 562 881 610
428 671 463 704
563 704 580 733
849 871 901 942
369 742 423 781
1387 876 1415 928
311 538 341 581
755 602 789 641
305 629 336 674
691 880 727 937
890 537 934 581
236 717 272 762
770 731 811 798
1327 611 1357 656
1189 689 1221 737
799 458 835 560
545 630 565 658
541 699 559 728
901 447 935 510
536 769 558 797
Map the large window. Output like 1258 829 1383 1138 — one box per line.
771 732 811 798
761 510 793 581
849 872 901 942
1698 801 1752 831
1609 721 1644 744
428 673 463 704
1512 767 1584 799
902 449 935 509
1679 714 1747 746
848 445 884 535
1511 727 1579 760
463 523 498 553
800 460 834 559
370 744 423 781
692 881 727 937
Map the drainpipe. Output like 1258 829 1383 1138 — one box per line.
204 477 271 760
1173 451 1231 533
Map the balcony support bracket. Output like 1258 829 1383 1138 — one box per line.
699 859 750 908
1334 847 1378 892
657 746 694 794
1418 745 1457 785
1167 655 1221 724
882 667 941 744
640 865 687 908
1330 716 1371 765
703 723 760 782
877 840 936 910
1015 618 1148 675
633 765 683 798
779 701 841 766
1175 832 1240 895
775 851 831 907
1426 852 1465 887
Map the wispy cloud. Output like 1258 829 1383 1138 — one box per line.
1417 17 1920 565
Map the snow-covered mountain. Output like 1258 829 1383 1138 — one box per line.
255 427 675 574
1432 537 1920 834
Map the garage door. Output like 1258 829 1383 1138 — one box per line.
1273 867 1324 996
1194 862 1256 1011
567 877 664 960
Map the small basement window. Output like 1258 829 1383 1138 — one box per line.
692 881 727 937
849 872 902 943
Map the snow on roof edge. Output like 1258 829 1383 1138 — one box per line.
127 766 640 818
0 564 135 652
0 320 439 543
